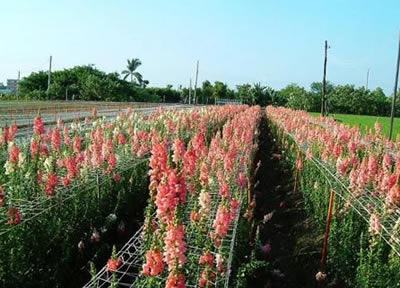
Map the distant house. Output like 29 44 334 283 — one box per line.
0 81 14 94
7 79 18 92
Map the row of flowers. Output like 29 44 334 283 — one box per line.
266 106 400 236
120 105 262 287
0 106 246 227
0 105 249 287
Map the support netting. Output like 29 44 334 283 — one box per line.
83 174 246 288
267 106 400 257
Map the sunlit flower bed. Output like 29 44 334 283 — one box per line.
0 105 246 287
128 106 261 287
266 106 400 287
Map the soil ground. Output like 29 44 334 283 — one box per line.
247 116 323 288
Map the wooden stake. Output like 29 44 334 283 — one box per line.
321 189 335 270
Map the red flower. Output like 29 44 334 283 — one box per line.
51 128 61 151
73 136 82 152
113 173 121 182
166 271 185 288
106 257 122 271
44 173 58 196
117 133 126 145
90 228 100 243
8 207 21 225
8 144 19 163
33 116 45 135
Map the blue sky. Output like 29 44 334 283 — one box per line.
1 0 399 94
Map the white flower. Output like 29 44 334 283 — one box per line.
4 161 14 175
263 211 275 224
315 271 327 281
44 156 53 173
18 152 26 168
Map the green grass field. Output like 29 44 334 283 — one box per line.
310 112 400 137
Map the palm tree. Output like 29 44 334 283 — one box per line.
121 59 143 84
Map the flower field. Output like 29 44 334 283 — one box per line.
2 103 400 287
0 104 260 287
267 106 400 287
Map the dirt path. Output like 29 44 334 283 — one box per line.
248 117 322 288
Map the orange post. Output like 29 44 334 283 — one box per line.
320 189 335 273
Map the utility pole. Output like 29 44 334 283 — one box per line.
321 40 328 116
188 78 192 105
193 60 199 105
16 70 20 100
47 55 52 97
366 68 370 90
389 30 400 140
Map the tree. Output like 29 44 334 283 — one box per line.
201 81 213 104
251 83 267 106
236 84 252 104
279 83 312 110
121 59 143 84
212 81 228 103
310 81 334 112
19 71 48 99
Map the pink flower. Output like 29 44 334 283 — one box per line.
218 181 230 199
368 213 381 235
44 173 58 196
142 248 164 276
386 184 400 205
107 153 117 172
199 251 213 266
65 156 77 178
73 136 82 152
117 133 126 145
212 204 232 245
62 176 71 187
199 162 209 186
198 270 216 287
106 257 122 271
51 128 61 151
30 139 39 157
166 271 185 288
33 116 44 135
113 173 121 182
237 172 247 188
9 122 17 141
163 223 186 270
172 139 185 165
8 144 19 163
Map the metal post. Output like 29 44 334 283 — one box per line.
16 70 20 100
188 78 192 105
389 30 400 140
193 60 199 105
47 55 52 99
